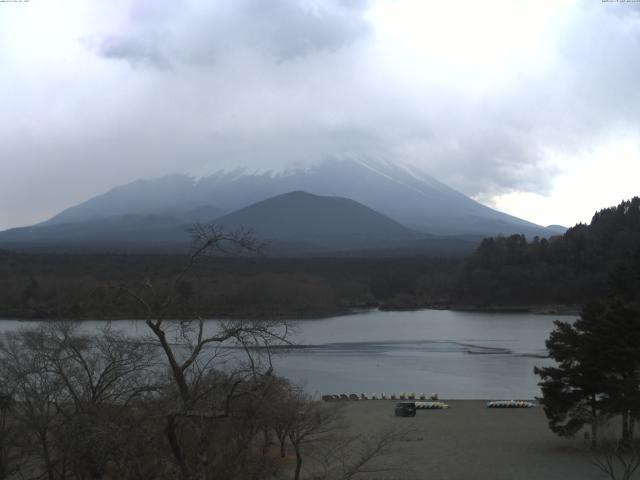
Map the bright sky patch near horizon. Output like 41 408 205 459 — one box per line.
0 0 639 230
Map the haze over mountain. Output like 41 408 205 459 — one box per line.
0 158 567 255
0 191 481 255
42 158 563 237
0 214 189 253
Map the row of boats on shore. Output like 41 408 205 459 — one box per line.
322 393 536 409
322 392 439 402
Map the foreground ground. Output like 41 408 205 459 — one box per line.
335 400 604 480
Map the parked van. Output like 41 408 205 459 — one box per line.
394 402 416 417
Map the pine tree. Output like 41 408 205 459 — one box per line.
535 300 640 446
535 305 608 447
593 301 640 445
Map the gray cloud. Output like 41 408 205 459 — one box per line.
92 0 373 68
1 0 640 229
98 32 171 68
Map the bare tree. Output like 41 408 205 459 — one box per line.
34 322 159 410
266 377 300 459
0 322 161 480
114 224 292 480
310 426 408 480
283 390 407 480
590 438 640 480
287 399 343 480
0 328 67 480
0 392 21 480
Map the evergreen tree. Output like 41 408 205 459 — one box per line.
593 301 640 445
535 304 608 447
535 300 640 446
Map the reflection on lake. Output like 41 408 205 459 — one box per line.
0 309 575 399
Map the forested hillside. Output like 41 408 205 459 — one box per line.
454 197 640 307
0 253 459 319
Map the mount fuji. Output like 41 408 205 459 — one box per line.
0 158 564 254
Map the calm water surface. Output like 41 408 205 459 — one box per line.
0 309 574 399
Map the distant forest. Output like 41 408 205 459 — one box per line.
0 254 459 319
455 197 640 307
1 197 639 320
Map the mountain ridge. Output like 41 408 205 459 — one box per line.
41 158 560 238
0 191 484 256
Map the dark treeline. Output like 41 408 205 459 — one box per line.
2 197 639 319
0 252 461 320
454 197 640 308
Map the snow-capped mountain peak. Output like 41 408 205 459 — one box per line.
42 157 548 236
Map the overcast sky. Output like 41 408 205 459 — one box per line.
1 0 639 231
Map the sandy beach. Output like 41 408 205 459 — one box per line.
334 400 605 480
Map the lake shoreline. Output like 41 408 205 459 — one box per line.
0 303 580 322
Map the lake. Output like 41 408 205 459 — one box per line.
0 309 573 399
